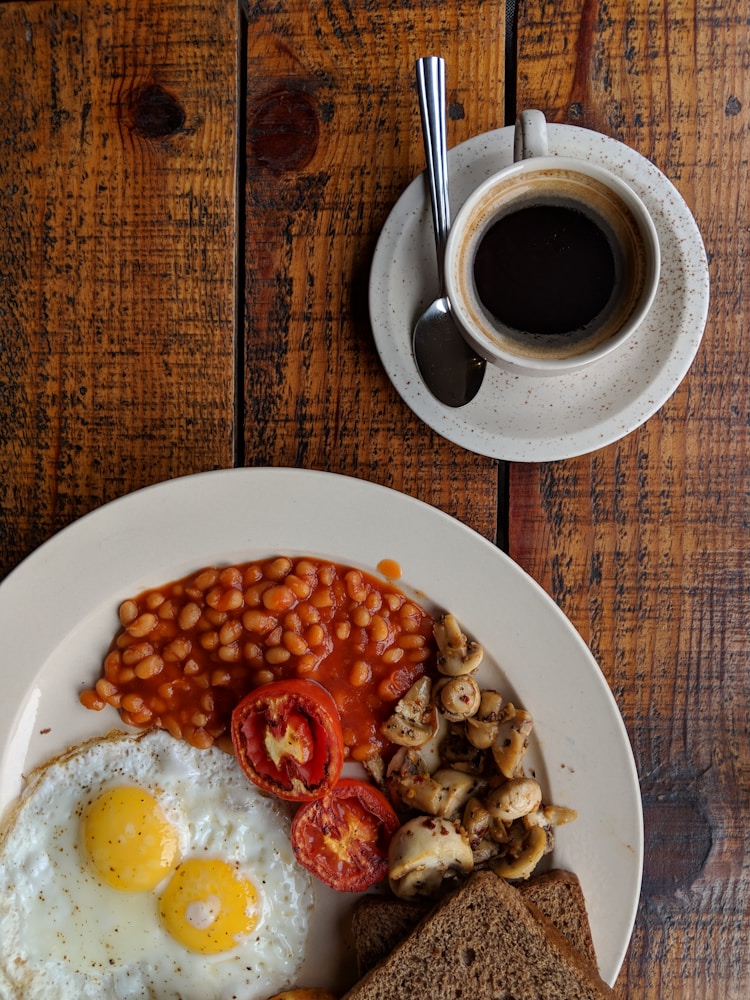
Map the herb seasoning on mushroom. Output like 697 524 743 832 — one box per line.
382 613 577 899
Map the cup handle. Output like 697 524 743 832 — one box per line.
513 110 549 160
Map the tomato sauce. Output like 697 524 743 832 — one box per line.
81 556 437 761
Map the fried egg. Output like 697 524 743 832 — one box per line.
0 729 313 1000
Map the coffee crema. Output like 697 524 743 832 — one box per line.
472 203 616 336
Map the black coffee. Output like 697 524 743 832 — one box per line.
473 203 616 336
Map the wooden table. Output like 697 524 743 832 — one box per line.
0 0 747 996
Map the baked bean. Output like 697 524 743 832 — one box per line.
286 574 312 599
382 646 405 664
266 557 293 580
79 689 105 711
370 614 389 643
217 643 241 663
163 637 192 662
104 650 123 680
193 568 220 592
219 566 243 590
119 599 139 626
294 559 318 580
352 606 372 628
385 593 403 611
365 591 383 612
265 646 291 665
122 692 146 714
219 620 243 646
349 660 371 687
126 613 158 638
282 631 308 656
121 642 154 666
344 570 367 602
135 654 164 680
265 625 283 647
297 603 320 625
199 631 219 651
145 592 165 611
296 653 319 675
203 608 228 627
188 727 214 750
242 609 277 634
178 602 202 630
253 668 275 685
211 668 232 687
409 648 431 663
306 623 325 648
335 621 351 640
319 565 335 586
244 580 273 606
243 641 263 665
262 584 296 613
311 587 333 608
183 658 201 675
158 599 179 620
207 586 244 613
397 634 426 649
242 564 262 586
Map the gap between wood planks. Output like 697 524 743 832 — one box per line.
233 1 520 554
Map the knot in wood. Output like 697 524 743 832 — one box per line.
642 790 712 897
249 88 319 173
126 83 186 138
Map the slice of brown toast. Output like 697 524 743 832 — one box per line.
351 869 597 976
342 870 616 1000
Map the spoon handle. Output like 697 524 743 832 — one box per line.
416 56 450 289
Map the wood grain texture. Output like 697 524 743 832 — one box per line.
240 0 505 542
512 1 749 997
0 0 238 580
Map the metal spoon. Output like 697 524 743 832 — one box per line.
413 57 486 407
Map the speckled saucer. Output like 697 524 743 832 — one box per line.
369 124 710 461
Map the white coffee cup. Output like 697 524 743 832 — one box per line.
444 111 661 376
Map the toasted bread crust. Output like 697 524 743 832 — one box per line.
352 869 598 976
343 871 616 1000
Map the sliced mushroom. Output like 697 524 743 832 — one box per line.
492 704 533 778
439 675 482 721
388 816 474 899
434 613 484 676
395 767 483 819
462 796 491 847
381 676 438 747
465 689 504 749
485 776 543 824
490 824 548 881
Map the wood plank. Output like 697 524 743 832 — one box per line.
512 1 749 997
241 0 506 542
0 0 238 580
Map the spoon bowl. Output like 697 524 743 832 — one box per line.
413 57 486 407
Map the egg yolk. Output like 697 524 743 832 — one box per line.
159 857 260 954
82 785 180 891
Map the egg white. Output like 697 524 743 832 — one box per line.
0 729 314 1000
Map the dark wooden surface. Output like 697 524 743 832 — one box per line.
1 0 748 997
510 1 749 998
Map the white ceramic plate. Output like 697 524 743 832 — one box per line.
370 123 710 461
0 468 642 990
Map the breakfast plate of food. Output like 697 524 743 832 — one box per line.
0 467 643 998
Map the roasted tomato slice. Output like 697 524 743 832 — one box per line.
231 679 344 801
290 777 400 892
